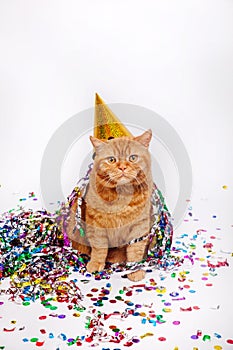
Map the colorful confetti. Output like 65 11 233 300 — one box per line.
0 181 232 349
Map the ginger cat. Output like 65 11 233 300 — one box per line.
69 129 153 281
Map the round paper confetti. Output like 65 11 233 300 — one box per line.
173 321 180 325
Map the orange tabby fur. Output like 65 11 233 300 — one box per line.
68 130 153 281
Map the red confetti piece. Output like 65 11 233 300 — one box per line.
124 341 133 346
39 316 47 320
206 283 213 287
180 307 192 312
109 325 117 329
132 284 145 288
85 337 92 343
36 341 45 347
40 329 46 334
227 339 233 344
3 327 16 332
158 337 166 341
193 306 200 310
203 243 213 249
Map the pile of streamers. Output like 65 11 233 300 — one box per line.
0 163 179 304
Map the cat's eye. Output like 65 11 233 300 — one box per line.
129 154 138 162
108 156 116 163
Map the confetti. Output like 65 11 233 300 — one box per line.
173 321 180 325
3 327 16 332
202 335 211 341
0 179 231 349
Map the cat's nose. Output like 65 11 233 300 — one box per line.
118 164 127 171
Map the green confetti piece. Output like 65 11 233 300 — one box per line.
49 305 58 310
30 338 38 342
156 315 163 320
203 335 211 341
22 301 30 306
113 328 120 332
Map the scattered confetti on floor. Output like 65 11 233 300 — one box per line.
0 191 232 350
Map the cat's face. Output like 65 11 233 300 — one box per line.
90 130 152 188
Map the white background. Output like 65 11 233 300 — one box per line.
0 0 232 211
0 1 233 349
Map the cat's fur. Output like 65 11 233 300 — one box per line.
69 130 153 281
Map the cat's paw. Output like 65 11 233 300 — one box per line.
127 269 146 282
86 261 105 273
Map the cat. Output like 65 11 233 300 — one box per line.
68 129 153 281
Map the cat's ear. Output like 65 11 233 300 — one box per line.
134 129 152 148
90 136 106 150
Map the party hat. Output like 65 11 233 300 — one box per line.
94 93 133 139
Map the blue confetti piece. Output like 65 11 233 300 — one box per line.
58 333 67 341
214 333 222 338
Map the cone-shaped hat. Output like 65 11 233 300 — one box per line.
94 93 133 139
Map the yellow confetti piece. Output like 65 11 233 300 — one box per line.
179 270 188 276
214 346 222 350
199 258 205 261
156 288 167 294
203 272 209 276
58 276 67 281
19 263 27 272
174 347 179 350
23 282 31 287
57 285 67 290
150 281 157 286
11 273 17 280
11 320 16 324
139 312 147 317
34 278 41 284
140 332 154 339
222 185 227 189
163 308 172 313
73 313 80 317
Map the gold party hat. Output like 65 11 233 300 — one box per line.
94 93 133 139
